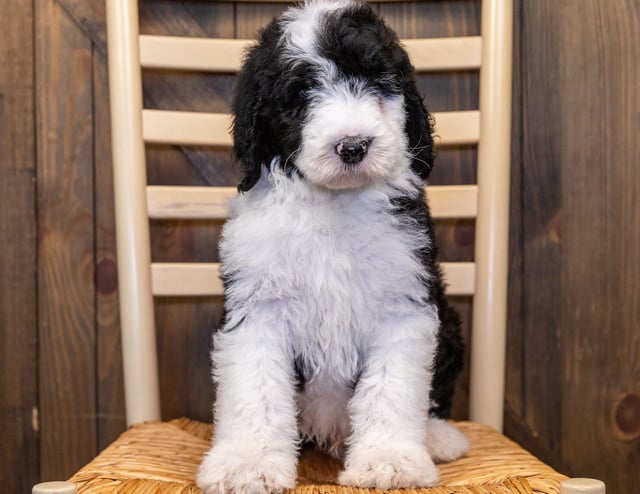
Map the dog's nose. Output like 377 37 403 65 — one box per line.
335 137 371 165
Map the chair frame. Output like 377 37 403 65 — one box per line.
105 0 511 431
32 1 608 493
106 0 161 425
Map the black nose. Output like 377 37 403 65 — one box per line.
335 137 371 164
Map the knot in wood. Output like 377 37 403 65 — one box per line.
612 392 640 441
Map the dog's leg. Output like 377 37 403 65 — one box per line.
338 312 440 489
197 317 298 494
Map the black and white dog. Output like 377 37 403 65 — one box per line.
198 1 468 492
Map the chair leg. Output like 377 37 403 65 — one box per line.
32 481 77 494
561 478 606 493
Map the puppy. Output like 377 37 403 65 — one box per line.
198 1 468 492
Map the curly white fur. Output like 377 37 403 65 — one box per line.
197 1 469 492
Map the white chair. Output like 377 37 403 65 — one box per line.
33 0 604 493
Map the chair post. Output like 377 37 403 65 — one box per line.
560 479 606 494
105 0 161 425
469 0 513 432
32 481 77 494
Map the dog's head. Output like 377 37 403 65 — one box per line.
232 0 434 192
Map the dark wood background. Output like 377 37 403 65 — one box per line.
1 0 639 491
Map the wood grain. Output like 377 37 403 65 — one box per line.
36 0 98 480
503 0 525 458
57 0 107 53
0 3 36 172
558 0 640 488
93 48 127 451
504 0 565 469
235 2 288 38
0 1 38 490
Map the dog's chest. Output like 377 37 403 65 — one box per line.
222 181 429 336
221 181 431 383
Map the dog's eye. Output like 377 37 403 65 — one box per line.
289 81 317 105
290 88 309 106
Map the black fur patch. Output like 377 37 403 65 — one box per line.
232 20 316 191
391 188 465 419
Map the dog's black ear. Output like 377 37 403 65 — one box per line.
232 21 282 192
384 30 435 180
404 81 436 180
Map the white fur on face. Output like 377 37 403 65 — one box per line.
281 0 354 58
298 84 409 189
279 0 411 191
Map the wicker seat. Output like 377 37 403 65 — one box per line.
69 419 567 494
32 1 605 493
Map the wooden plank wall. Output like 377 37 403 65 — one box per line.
506 4 640 489
0 0 638 491
0 1 39 492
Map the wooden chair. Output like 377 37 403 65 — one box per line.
33 0 605 493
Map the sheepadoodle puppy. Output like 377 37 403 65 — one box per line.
198 1 468 492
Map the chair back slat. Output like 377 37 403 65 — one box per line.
150 262 476 298
140 36 248 72
403 37 482 71
146 185 478 220
139 35 481 73
433 111 480 146
426 185 478 219
142 110 479 147
142 110 232 146
147 186 236 220
151 263 225 297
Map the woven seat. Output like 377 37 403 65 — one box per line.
70 419 566 494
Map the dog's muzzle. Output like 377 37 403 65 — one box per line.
335 137 372 165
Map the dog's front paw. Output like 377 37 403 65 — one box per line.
338 444 438 489
197 441 297 494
